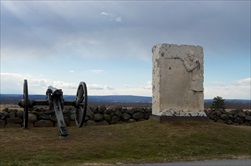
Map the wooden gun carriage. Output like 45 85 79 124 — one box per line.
18 80 88 139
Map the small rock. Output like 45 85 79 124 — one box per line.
128 119 136 123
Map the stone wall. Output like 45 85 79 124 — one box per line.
1 107 250 127
205 109 251 126
0 106 152 128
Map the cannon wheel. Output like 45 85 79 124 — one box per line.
75 82 88 127
23 79 29 129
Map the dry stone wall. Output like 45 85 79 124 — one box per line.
0 106 152 128
1 107 250 127
205 109 251 125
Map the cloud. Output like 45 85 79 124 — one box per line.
100 11 122 22
88 84 114 90
1 1 249 62
234 78 251 86
0 73 78 94
144 81 152 90
90 70 104 74
205 78 251 99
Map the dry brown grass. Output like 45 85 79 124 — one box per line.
0 120 250 166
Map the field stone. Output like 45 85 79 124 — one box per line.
238 110 246 118
126 108 135 115
132 112 144 120
9 110 17 118
1 111 9 119
144 112 152 119
28 113 38 123
7 117 22 124
128 119 136 123
226 120 233 125
16 111 23 118
35 120 54 127
110 116 120 124
245 116 251 121
94 114 104 122
104 114 111 122
86 120 96 126
121 113 131 121
38 113 51 120
104 107 113 114
5 123 22 128
234 117 244 125
86 110 94 120
2 108 9 112
215 110 222 116
98 105 106 113
220 114 229 121
0 113 4 120
96 121 109 126
115 109 122 117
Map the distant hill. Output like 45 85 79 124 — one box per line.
0 94 250 109
0 94 152 104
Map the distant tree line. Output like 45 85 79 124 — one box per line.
1 97 250 109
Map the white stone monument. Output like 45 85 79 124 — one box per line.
152 44 208 121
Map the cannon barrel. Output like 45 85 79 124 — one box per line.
47 86 63 97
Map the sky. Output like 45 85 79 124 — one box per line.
0 0 250 99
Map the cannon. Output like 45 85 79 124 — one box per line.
18 79 88 138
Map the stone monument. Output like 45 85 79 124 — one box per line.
152 44 208 121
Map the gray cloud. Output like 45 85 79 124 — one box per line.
1 1 250 62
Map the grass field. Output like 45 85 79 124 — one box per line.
0 120 250 166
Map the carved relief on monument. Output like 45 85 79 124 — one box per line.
152 44 206 117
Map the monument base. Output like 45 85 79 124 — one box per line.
150 115 209 122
